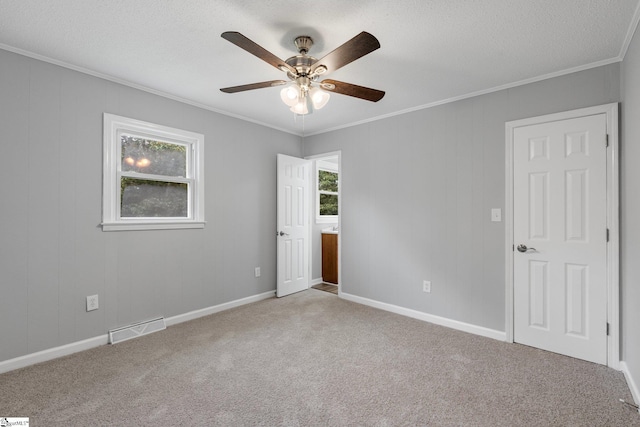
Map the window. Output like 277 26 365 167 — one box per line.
316 159 338 222
102 114 204 231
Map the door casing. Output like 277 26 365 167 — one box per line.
504 103 619 369
305 150 342 292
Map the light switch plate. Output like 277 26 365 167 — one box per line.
491 208 502 222
86 295 99 311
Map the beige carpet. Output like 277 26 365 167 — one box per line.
1 289 638 426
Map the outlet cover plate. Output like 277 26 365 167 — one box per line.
255 267 261 277
423 280 431 293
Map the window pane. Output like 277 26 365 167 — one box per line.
319 193 338 216
121 135 186 177
121 178 188 218
318 170 338 192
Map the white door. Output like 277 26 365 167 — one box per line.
276 154 310 297
513 113 608 365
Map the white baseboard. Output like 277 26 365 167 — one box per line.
0 290 276 374
0 335 110 375
310 278 323 286
164 290 275 326
339 292 506 342
620 361 640 411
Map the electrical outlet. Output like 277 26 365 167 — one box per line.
255 267 261 278
86 295 99 312
423 280 431 293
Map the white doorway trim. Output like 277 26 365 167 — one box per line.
504 103 619 369
305 150 342 293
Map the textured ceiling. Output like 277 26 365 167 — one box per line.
1 0 639 136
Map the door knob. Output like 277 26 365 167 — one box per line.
277 231 289 236
517 244 536 253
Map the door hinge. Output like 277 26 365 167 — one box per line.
606 322 610 336
606 134 609 147
606 228 610 242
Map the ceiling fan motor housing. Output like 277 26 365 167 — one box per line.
285 55 317 80
284 35 332 82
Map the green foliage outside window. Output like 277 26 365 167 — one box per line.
121 136 187 176
319 170 338 192
120 178 188 217
319 169 338 216
120 136 189 218
320 194 338 215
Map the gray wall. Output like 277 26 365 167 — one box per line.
0 49 302 363
621 25 640 396
303 64 620 332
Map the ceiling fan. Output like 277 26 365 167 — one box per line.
220 31 385 115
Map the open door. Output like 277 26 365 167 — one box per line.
276 154 310 297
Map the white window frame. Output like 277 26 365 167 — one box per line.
102 113 205 231
316 159 339 223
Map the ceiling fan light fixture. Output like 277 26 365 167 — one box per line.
290 97 311 115
309 87 330 109
280 85 300 107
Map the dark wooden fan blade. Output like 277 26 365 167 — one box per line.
311 32 380 74
320 79 385 102
221 32 297 74
220 80 287 93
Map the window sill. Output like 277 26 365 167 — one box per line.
102 221 206 232
316 216 338 224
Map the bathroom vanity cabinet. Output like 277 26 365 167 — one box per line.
322 232 338 284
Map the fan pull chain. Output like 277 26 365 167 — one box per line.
292 111 305 136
